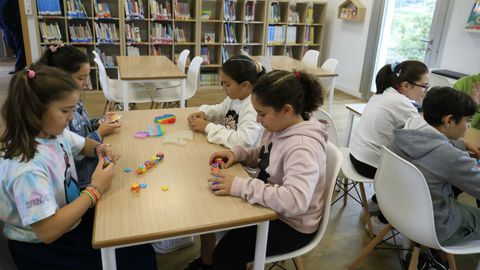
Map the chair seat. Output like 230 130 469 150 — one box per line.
442 239 480 254
151 85 183 103
108 79 153 103
143 80 183 90
340 148 375 183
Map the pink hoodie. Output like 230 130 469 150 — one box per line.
231 118 328 234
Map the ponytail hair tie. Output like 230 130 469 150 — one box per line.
26 70 36 79
49 43 65 53
293 71 302 81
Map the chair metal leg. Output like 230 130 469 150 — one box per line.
343 178 348 206
292 257 304 270
359 183 373 238
408 245 421 270
348 224 392 269
446 253 457 270
103 100 109 115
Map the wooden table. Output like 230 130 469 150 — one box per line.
116 56 187 111
93 108 277 270
344 103 366 147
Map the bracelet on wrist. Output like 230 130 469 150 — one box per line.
81 190 96 208
86 186 101 201
87 183 103 195
94 143 111 156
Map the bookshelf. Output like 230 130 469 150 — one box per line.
29 0 326 89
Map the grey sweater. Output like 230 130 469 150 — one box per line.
390 117 480 242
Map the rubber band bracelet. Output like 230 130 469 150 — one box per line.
87 183 103 195
86 186 101 202
81 190 96 208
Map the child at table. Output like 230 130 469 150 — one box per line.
38 45 121 188
390 87 480 267
349 60 429 245
207 70 328 269
184 55 265 270
0 65 157 269
187 55 265 149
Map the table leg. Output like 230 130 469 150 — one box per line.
123 80 129 112
344 110 354 147
253 221 269 270
101 247 117 270
180 79 186 108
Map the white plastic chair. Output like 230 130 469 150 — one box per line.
263 142 342 270
313 109 339 147
146 49 190 90
151 56 202 108
92 51 152 113
320 58 339 114
240 48 250 57
301 49 320 67
257 56 273 73
349 146 480 269
430 73 450 88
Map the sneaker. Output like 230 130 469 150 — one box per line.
184 258 213 270
403 252 430 270
366 216 407 246
152 236 194 254
367 197 380 213
426 249 449 270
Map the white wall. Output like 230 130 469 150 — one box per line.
323 0 480 98
322 0 374 98
437 0 480 75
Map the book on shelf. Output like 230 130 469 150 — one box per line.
223 22 237 43
221 47 229 62
69 23 94 43
307 6 313 24
125 0 145 19
66 0 88 18
245 0 255 21
200 46 211 64
267 25 285 44
94 1 112 18
150 23 173 43
95 48 116 68
150 0 172 20
286 46 292 58
286 26 296 44
287 8 299 23
305 26 314 44
223 0 236 21
174 27 186 42
37 0 62 16
94 22 120 43
39 22 63 43
200 73 219 86
270 2 281 23
125 23 142 43
175 0 191 20
266 46 273 56
127 46 141 56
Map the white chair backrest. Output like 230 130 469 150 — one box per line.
302 49 320 67
375 146 440 249
177 49 190 73
240 49 250 57
92 51 112 101
257 56 273 73
264 141 342 263
430 73 451 88
313 109 339 146
320 58 339 113
321 58 339 72
184 56 203 100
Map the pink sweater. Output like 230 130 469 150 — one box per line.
231 118 328 234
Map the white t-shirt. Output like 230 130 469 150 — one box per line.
350 87 419 168
199 95 262 149
0 129 85 242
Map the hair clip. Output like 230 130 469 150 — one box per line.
26 70 36 79
293 71 302 81
390 61 400 73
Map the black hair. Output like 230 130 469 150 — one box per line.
423 87 477 126
0 65 79 161
221 55 266 85
375 60 429 94
37 45 89 74
252 70 324 120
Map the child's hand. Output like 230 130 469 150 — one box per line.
96 144 121 163
189 118 209 132
464 140 480 159
187 111 206 123
91 157 115 195
209 150 235 168
208 171 234 195
97 121 121 137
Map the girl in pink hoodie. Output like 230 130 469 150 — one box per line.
208 70 329 269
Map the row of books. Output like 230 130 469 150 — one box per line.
267 25 285 44
95 48 116 68
305 26 315 44
39 22 63 43
95 23 120 43
245 0 256 21
224 23 237 43
125 23 142 43
200 73 219 86
269 2 281 23
94 1 112 18
37 0 62 16
286 26 297 44
125 0 145 19
150 0 172 20
150 23 174 43
66 0 88 17
174 27 188 42
200 46 211 64
69 24 94 43
175 1 192 20
223 0 236 21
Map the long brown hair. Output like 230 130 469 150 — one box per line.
375 60 428 94
0 65 78 161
